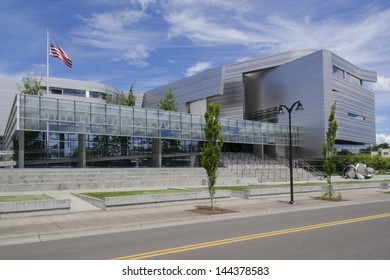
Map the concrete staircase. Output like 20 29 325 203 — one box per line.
0 167 254 192
221 152 322 183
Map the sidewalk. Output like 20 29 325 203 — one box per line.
1 176 389 247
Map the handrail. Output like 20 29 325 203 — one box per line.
221 152 324 182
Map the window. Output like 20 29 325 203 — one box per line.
63 88 86 97
51 88 62 95
348 112 365 121
90 91 108 100
333 66 344 79
333 65 362 86
245 107 278 123
346 73 362 86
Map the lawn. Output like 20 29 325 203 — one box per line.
0 194 52 202
81 189 191 199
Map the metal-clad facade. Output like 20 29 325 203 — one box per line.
331 52 376 145
142 67 224 112
139 49 377 158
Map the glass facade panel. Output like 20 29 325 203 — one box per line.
13 95 301 149
91 124 105 134
147 129 159 137
134 108 145 118
181 114 190 123
63 88 86 97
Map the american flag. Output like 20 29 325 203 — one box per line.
50 40 72 68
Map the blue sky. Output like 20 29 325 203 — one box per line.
1 0 390 144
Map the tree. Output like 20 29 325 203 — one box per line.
118 83 136 107
158 88 178 111
126 83 136 107
105 95 115 104
201 103 224 211
322 101 339 196
19 74 44 96
158 88 179 156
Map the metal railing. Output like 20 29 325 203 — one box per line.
220 152 324 182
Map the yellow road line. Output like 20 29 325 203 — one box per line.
113 212 390 260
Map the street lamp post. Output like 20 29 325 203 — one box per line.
278 101 304 205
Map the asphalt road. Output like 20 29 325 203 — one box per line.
0 201 389 260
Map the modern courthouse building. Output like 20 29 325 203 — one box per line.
0 49 377 168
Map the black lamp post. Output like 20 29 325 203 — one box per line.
278 101 304 204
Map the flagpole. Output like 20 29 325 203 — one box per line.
46 28 49 95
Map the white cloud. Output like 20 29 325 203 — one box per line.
376 133 390 144
81 9 147 32
376 115 387 125
371 75 390 92
131 0 156 10
162 2 390 68
185 62 211 77
118 44 150 67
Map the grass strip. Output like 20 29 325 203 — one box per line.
81 189 191 200
0 195 52 202
215 179 390 192
216 185 282 191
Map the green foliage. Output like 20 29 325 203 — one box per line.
127 83 136 107
201 103 224 211
0 195 52 202
158 88 178 112
315 191 342 201
322 101 338 190
81 189 190 199
105 95 115 104
19 74 44 96
371 143 389 151
118 82 136 106
343 154 390 173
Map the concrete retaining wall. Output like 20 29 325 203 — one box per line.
76 190 232 210
331 182 386 191
0 199 71 218
233 186 322 199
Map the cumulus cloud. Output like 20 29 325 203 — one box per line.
185 62 211 77
376 134 390 144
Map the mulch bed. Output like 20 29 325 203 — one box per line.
187 206 238 215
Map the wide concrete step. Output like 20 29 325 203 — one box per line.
0 167 244 192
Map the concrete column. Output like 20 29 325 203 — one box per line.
18 131 24 168
190 154 197 167
152 138 162 167
78 134 86 168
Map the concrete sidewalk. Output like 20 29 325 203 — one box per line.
1 180 389 247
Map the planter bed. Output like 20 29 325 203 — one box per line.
0 199 71 219
233 186 322 199
75 190 231 210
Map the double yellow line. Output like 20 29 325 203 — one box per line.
114 212 390 260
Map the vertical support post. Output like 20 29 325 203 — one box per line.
78 134 86 168
152 138 162 167
190 154 196 167
46 28 50 95
18 131 25 168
